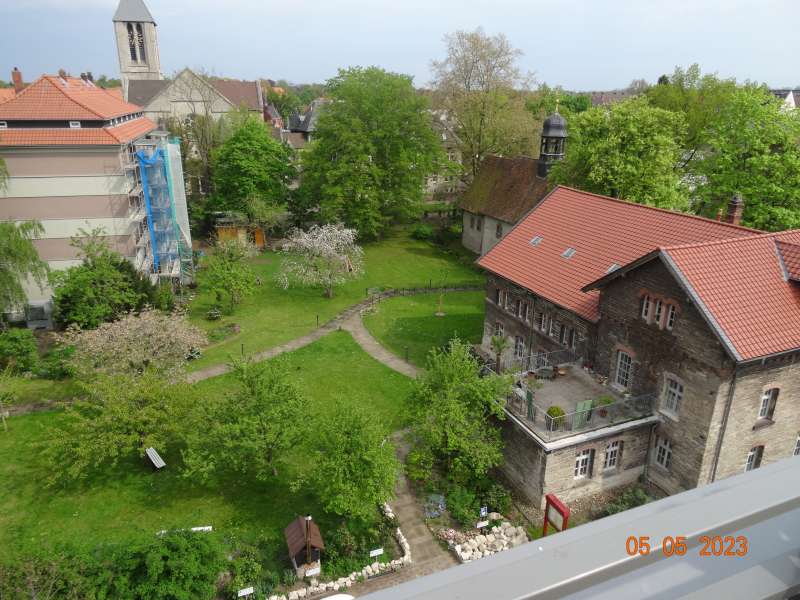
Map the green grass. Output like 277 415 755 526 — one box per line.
3 377 82 406
362 291 485 367
187 229 483 369
0 331 413 569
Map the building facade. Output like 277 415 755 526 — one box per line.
476 186 800 507
0 74 190 326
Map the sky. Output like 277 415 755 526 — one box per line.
1 0 798 90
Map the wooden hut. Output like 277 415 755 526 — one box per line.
284 515 325 577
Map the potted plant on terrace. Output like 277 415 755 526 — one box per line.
594 395 614 418
546 405 566 431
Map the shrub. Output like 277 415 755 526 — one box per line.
405 448 434 483
227 545 262 599
594 394 614 407
600 486 652 517
282 568 297 587
546 405 565 428
446 484 480 527
0 328 39 374
478 482 513 516
36 345 75 380
411 223 434 241
154 283 176 312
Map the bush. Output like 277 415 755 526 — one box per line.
154 284 176 312
411 223 434 241
227 545 262 599
36 345 75 380
599 486 652 517
546 405 565 428
478 482 513 516
446 485 480 527
405 448 434 483
0 328 39 374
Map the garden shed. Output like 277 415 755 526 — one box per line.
284 515 325 577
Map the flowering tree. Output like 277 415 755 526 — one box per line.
61 310 207 381
277 224 363 298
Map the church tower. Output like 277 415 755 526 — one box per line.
537 110 568 178
113 0 162 97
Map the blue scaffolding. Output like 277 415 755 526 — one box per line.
136 147 181 275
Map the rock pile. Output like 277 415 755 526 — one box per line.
446 517 529 563
267 502 411 600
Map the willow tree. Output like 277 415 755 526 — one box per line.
0 220 48 319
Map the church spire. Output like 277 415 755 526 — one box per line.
537 110 568 178
113 0 161 99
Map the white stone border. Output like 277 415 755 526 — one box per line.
446 516 528 563
268 503 411 600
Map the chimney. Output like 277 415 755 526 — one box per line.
11 67 23 93
80 72 87 81
58 68 67 80
724 193 744 226
86 71 94 82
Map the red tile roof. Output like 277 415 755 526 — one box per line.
662 231 800 361
0 75 143 120
477 186 758 323
211 79 261 111
0 89 15 104
776 240 800 282
0 117 156 146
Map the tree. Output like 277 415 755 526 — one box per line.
44 372 191 483
304 401 400 522
94 74 121 89
202 239 257 313
0 220 48 317
297 67 444 238
407 339 512 485
548 97 689 209
689 86 800 230
60 310 206 381
51 228 157 328
182 358 305 482
489 335 509 373
526 84 591 121
277 223 363 298
212 115 294 213
0 328 39 374
431 28 537 176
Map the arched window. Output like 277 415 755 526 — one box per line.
136 23 146 62
127 23 137 62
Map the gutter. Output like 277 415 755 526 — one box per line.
708 364 739 483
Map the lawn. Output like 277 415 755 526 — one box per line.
187 229 483 369
0 331 414 570
2 376 82 406
362 291 486 367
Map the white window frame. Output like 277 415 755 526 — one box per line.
574 449 592 479
495 222 503 239
519 301 529 322
655 436 672 470
615 351 633 389
641 295 650 320
666 304 677 330
661 377 683 417
530 235 543 247
69 120 81 128
550 319 562 340
495 288 502 305
758 388 779 420
536 312 546 332
604 440 621 470
0 121 7 129
514 336 525 360
745 446 764 472
561 247 576 258
653 298 663 326
494 321 504 337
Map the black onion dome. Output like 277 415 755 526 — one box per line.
542 112 568 138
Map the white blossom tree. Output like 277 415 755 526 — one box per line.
60 310 207 381
277 224 364 298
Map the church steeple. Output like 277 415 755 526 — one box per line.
537 107 568 178
113 0 161 98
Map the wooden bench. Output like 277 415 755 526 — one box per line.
146 447 166 470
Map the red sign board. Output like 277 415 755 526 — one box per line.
542 493 570 536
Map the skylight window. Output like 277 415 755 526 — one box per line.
562 247 576 258
0 121 7 129
607 263 620 273
69 121 81 129
530 235 543 247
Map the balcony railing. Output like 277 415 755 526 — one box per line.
506 387 657 442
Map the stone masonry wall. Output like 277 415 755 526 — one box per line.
498 417 547 502
595 258 733 495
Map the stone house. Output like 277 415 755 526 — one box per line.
460 112 566 256
424 112 465 203
477 186 800 507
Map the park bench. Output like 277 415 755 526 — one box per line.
146 447 166 470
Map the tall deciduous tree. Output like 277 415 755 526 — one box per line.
549 97 689 209
212 115 294 213
0 221 48 317
297 67 444 238
202 239 256 313
182 358 305 482
44 372 191 483
304 401 400 522
407 339 512 485
690 86 800 230
431 28 537 176
278 223 363 298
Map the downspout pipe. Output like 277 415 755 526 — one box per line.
708 364 739 483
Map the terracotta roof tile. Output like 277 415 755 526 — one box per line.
776 240 800 281
0 117 156 146
0 89 15 104
460 155 549 223
0 76 143 120
478 186 758 323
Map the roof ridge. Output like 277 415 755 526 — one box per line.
42 75 105 119
555 185 762 233
660 229 800 252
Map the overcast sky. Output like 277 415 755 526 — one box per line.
2 0 798 90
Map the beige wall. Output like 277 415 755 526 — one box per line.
0 195 129 220
0 148 122 176
461 212 512 256
33 235 134 261
462 211 483 254
115 20 161 80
